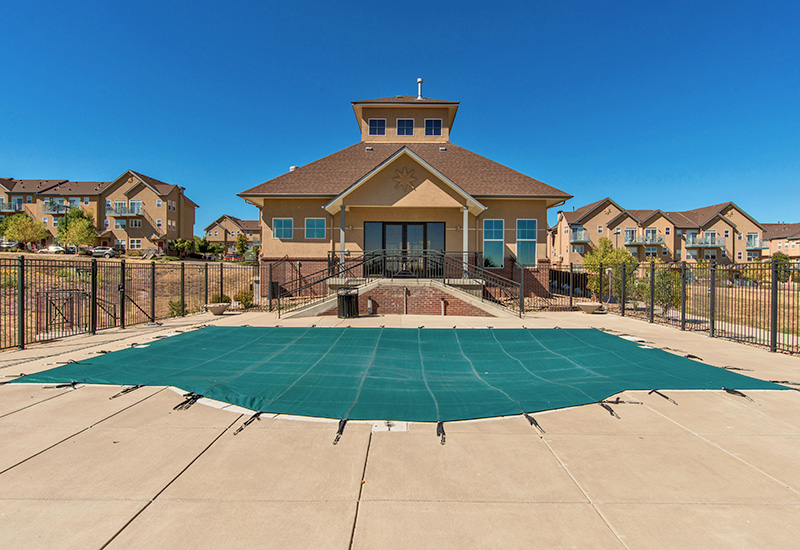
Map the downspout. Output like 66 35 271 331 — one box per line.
339 205 346 277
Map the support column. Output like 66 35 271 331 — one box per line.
462 206 469 266
340 205 346 277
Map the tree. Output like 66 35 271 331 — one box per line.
235 233 248 257
0 213 26 238
651 257 682 317
61 218 97 248
4 215 48 245
57 207 96 243
772 252 792 283
583 237 639 300
209 242 225 256
173 238 195 258
194 236 210 254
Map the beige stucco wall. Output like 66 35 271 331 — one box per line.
358 106 451 142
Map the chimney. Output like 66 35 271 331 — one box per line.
417 77 423 99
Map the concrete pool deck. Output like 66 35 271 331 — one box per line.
1 310 799 549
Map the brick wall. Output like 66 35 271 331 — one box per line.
488 257 552 298
321 285 494 317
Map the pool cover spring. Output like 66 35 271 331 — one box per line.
14 326 784 422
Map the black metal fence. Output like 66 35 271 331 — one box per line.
0 256 262 351
549 259 800 354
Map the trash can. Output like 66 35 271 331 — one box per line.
337 287 359 318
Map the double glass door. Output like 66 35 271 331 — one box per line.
364 222 445 277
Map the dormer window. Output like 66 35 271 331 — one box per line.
368 119 386 136
397 119 414 136
425 119 442 136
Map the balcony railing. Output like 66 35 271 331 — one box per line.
42 203 71 214
0 202 24 213
746 239 768 250
569 230 591 243
107 205 143 217
624 234 665 246
685 235 726 247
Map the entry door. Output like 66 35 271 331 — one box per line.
384 223 425 276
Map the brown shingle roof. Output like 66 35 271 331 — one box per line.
352 96 458 105
239 142 570 199
0 178 17 192
6 180 67 193
204 215 260 232
39 181 113 196
561 198 611 224
763 222 800 241
128 171 198 208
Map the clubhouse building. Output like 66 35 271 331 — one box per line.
238 85 571 296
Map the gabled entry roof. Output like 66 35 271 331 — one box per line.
323 147 486 215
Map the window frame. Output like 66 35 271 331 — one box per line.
304 218 326 240
273 218 293 240
424 118 442 136
396 118 414 136
368 118 386 136
515 219 537 267
129 219 142 229
482 219 504 269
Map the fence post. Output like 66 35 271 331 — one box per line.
621 262 626 317
267 262 273 311
649 260 655 323
150 261 156 321
90 259 98 334
17 255 25 349
709 262 716 338
599 262 604 304
204 262 209 306
770 258 778 352
219 262 224 300
680 261 687 331
569 263 574 310
119 259 126 329
180 261 185 317
519 264 524 318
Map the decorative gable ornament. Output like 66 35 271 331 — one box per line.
393 167 417 192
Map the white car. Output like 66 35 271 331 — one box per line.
38 245 65 254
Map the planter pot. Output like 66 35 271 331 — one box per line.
577 302 604 314
206 303 230 316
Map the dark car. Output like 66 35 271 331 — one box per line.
0 241 21 250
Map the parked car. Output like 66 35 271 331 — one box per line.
92 246 119 258
223 253 243 261
0 241 21 250
37 245 65 254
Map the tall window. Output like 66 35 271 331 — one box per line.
397 119 414 136
368 119 386 136
273 218 293 239
483 219 504 268
115 219 126 230
516 219 537 266
425 119 442 136
129 200 142 214
129 238 142 249
305 218 325 239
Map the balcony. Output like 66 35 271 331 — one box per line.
685 235 726 248
0 202 24 213
746 239 768 250
569 230 591 243
107 205 143 217
42 202 70 215
624 234 666 246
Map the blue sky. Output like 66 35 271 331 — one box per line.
1 0 797 231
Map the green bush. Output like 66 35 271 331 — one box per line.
126 250 143 257
211 293 231 303
168 300 182 317
156 256 181 262
0 270 17 289
234 289 254 309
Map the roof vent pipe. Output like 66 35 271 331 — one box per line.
289 166 298 172
417 77 423 99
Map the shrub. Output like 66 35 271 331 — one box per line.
234 289 254 309
0 269 17 289
156 256 181 262
211 293 231 303
126 250 143 257
168 300 182 317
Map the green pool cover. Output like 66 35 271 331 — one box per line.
14 327 783 422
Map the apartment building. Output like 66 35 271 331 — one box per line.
549 198 768 265
0 170 197 251
204 215 262 253
763 223 800 258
